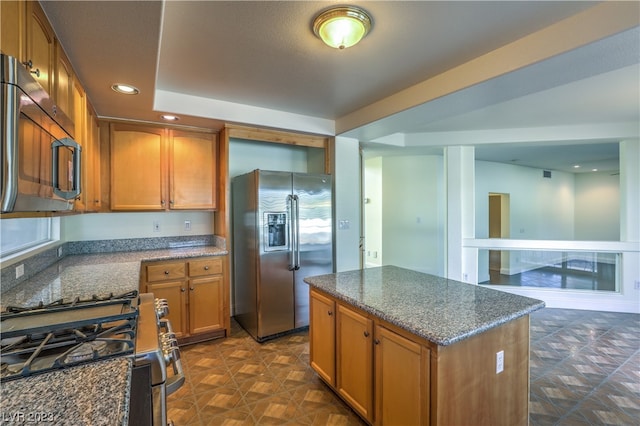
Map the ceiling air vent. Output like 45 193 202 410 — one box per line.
543 170 552 178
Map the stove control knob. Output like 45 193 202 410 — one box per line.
154 299 170 318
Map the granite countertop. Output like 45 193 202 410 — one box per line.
0 357 132 426
1 245 227 310
304 265 545 346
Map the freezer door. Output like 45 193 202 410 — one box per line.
257 171 295 338
293 173 333 328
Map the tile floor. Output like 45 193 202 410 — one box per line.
168 308 639 425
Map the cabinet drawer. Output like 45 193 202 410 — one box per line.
146 263 186 282
189 257 223 277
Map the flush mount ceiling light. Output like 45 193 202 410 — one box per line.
111 83 139 95
313 6 372 49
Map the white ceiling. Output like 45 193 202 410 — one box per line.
40 1 639 173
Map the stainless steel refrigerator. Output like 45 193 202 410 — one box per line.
232 170 333 342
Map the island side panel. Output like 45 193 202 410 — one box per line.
431 315 530 426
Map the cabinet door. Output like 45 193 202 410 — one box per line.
146 280 187 339
310 290 336 386
337 304 373 422
169 130 217 210
25 0 54 94
72 80 87 211
86 107 101 211
55 42 74 120
110 124 166 210
188 275 223 334
1 0 25 60
375 325 429 426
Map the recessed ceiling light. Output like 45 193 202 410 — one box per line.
111 83 140 95
160 114 179 121
592 168 598 172
573 165 581 168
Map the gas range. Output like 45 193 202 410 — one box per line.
0 291 184 426
1 291 139 381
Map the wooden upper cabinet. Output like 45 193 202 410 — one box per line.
110 123 166 210
55 42 74 121
1 1 26 60
110 123 217 211
25 0 55 95
169 130 217 210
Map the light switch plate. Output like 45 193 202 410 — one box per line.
496 350 504 374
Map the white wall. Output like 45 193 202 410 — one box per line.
364 157 382 267
380 155 445 276
575 172 620 240
475 161 575 240
62 211 214 241
229 138 312 179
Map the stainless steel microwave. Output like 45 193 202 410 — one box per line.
1 54 81 213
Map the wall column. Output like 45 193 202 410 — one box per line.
619 139 640 294
333 136 361 272
445 146 476 282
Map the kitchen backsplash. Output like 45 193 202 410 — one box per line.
0 235 225 293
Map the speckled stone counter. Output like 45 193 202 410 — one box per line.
304 265 545 346
1 245 227 310
0 357 132 426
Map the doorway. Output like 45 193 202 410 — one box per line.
488 193 510 282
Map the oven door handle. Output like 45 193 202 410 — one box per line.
159 319 186 395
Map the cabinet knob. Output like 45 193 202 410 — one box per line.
363 331 370 338
327 311 333 316
30 68 41 78
204 266 209 271
189 287 194 291
180 287 186 292
170 200 174 205
22 60 33 69
161 200 165 205
374 339 380 345
164 270 170 275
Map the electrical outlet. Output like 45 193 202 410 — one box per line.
184 220 191 231
16 264 25 279
496 350 504 374
153 221 160 232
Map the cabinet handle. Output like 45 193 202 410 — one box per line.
164 271 170 275
180 287 186 292
189 287 194 291
204 266 209 271
327 311 333 316
30 68 41 78
363 331 370 338
374 339 380 345
23 60 33 69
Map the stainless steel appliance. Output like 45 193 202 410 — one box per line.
232 170 333 342
0 291 184 426
1 53 81 213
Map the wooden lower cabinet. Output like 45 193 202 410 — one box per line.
375 324 430 426
141 255 229 344
309 290 335 386
309 288 530 426
337 303 374 422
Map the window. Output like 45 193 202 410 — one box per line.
0 217 58 260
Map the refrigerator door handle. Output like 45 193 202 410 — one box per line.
287 194 296 271
293 194 301 270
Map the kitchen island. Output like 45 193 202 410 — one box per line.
304 266 545 426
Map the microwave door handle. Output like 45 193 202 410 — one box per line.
52 138 82 200
287 195 296 271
